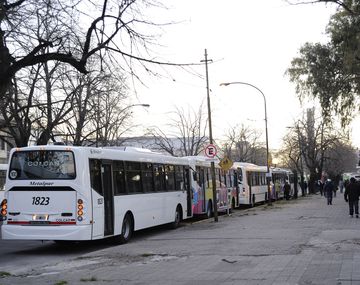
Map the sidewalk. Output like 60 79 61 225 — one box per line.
2 193 360 285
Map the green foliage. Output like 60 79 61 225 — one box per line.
287 1 360 127
0 272 11 277
54 281 68 285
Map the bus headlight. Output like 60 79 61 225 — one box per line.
1 199 7 217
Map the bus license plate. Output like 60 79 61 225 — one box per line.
29 221 50 225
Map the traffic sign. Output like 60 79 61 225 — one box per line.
219 156 233 171
205 144 217 158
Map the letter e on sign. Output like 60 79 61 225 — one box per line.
205 144 217 158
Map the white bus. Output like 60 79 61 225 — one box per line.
271 167 296 199
231 162 268 207
1 146 193 243
0 163 7 204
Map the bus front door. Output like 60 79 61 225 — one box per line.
185 167 192 217
102 163 114 236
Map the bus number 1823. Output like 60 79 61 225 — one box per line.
32 197 50 205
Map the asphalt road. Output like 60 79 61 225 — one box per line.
1 194 359 285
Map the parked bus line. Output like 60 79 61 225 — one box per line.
0 145 300 244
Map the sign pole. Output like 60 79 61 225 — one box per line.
202 49 218 222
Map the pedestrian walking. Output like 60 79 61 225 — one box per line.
303 180 308 195
344 177 360 218
316 180 324 196
284 180 291 200
339 178 344 194
324 179 334 205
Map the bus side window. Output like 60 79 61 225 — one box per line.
141 162 154 192
175 165 185 190
125 161 142 193
113 161 126 195
154 164 166 191
89 159 103 195
165 165 175 191
193 172 198 182
232 171 237 188
237 168 243 183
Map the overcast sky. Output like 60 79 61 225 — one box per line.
129 0 354 149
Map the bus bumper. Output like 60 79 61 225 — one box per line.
1 224 93 241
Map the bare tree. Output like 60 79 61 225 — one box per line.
279 108 354 193
221 124 267 165
90 75 132 146
0 0 195 99
53 63 132 146
34 61 75 145
286 0 356 15
0 65 43 147
146 104 208 156
1 0 201 147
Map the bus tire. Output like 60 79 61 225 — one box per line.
206 200 213 218
170 205 182 229
118 213 133 244
251 194 255 208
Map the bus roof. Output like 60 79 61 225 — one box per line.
232 162 267 172
9 145 189 166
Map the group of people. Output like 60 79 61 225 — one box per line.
318 177 360 218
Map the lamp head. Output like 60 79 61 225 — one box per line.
219 83 231 86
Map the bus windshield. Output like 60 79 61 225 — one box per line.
9 150 76 180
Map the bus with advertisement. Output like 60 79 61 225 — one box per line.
0 145 193 243
186 156 232 217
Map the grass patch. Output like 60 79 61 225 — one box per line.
0 272 11 278
140 253 155 257
80 276 97 282
54 281 68 285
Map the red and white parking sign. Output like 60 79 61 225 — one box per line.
205 144 217 158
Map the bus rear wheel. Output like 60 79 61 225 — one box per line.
118 213 133 244
170 205 182 229
206 201 213 218
250 194 255 208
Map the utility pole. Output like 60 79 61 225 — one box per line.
201 49 218 222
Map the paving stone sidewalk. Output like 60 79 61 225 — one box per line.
1 192 360 285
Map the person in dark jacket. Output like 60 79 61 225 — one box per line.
284 180 291 200
344 177 360 218
324 179 334 205
316 180 324 196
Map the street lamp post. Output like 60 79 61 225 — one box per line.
121 103 151 111
220 81 272 206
